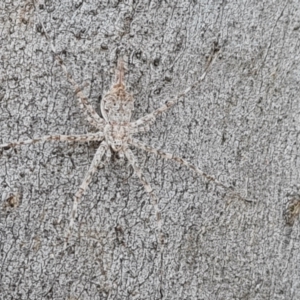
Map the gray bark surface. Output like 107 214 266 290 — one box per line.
1 0 300 299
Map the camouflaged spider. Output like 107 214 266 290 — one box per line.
1 41 236 246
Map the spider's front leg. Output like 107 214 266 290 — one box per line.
130 138 251 202
130 138 230 189
124 148 164 248
66 141 108 242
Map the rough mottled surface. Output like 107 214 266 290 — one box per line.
1 0 300 299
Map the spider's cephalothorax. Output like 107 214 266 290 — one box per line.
104 123 130 152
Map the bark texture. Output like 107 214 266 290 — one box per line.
1 0 300 299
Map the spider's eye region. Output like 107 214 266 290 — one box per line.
110 139 124 152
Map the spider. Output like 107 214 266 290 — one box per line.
1 26 241 247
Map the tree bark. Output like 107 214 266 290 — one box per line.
1 0 299 299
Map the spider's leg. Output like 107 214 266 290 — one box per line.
124 148 164 248
0 133 104 149
130 53 218 133
35 16 105 129
66 141 108 242
129 138 230 190
57 58 105 129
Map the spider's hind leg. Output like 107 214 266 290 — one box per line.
130 50 219 134
0 133 104 150
34 17 105 129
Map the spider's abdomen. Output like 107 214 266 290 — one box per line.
107 103 133 123
102 91 134 123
